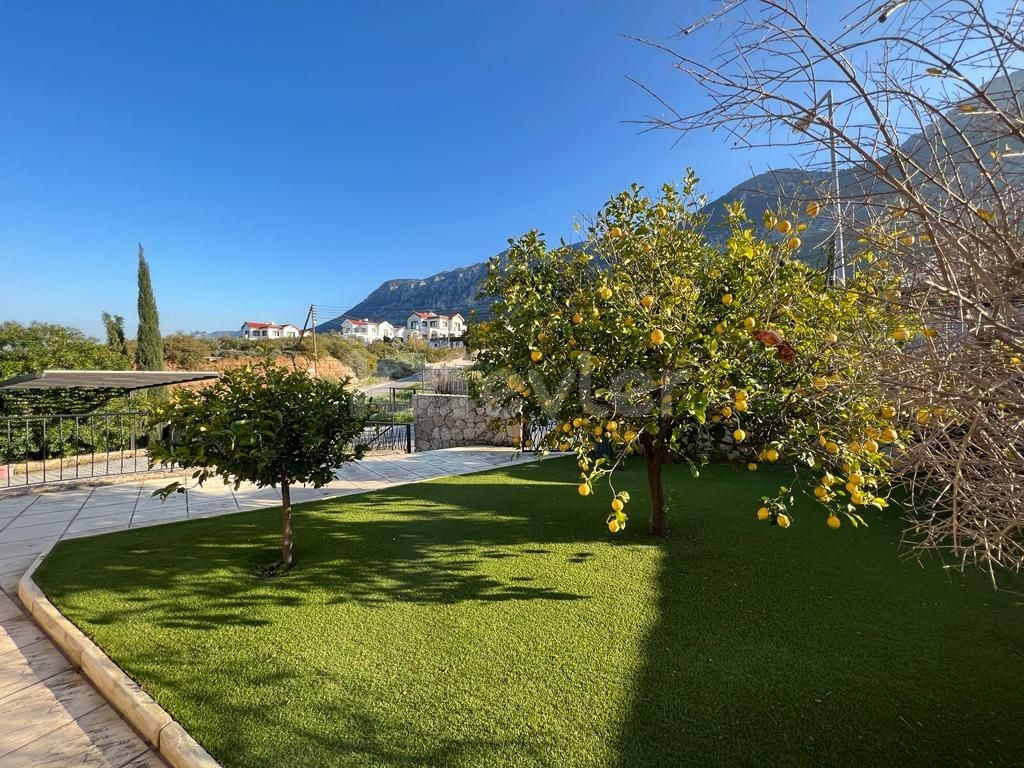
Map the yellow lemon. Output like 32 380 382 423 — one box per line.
814 485 828 499
641 295 655 309
742 317 756 330
722 293 734 305
827 514 841 529
863 439 879 453
650 329 666 345
764 448 779 462
733 429 746 443
578 483 591 497
777 513 791 529
880 427 898 443
812 376 828 390
599 286 613 301
891 327 910 342
825 441 839 455
609 226 624 239
611 498 625 513
880 405 897 419
654 205 668 219
757 507 770 521
572 417 585 428
572 313 584 325
777 220 792 234
720 406 733 418
608 519 620 533
825 331 838 343
748 462 758 471
787 237 802 249
530 350 543 362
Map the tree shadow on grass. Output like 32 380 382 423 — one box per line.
34 459 601 631
613 466 1024 768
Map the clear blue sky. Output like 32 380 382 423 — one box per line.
1 1 793 337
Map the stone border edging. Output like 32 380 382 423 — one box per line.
17 553 221 768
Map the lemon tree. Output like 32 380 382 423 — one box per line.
468 173 922 536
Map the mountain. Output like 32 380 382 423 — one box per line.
323 71 1022 331
318 263 493 331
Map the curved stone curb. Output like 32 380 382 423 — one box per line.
18 556 221 768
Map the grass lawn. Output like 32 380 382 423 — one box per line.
35 458 1024 767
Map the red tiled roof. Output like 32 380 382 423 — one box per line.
410 311 464 320
242 321 295 330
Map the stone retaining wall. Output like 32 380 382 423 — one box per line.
412 394 520 452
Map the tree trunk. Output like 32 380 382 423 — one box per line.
280 479 294 568
643 441 670 537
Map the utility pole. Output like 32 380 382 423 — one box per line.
299 304 319 378
826 90 846 286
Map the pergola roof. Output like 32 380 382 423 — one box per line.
0 370 220 391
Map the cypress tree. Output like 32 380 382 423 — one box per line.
136 243 163 371
101 312 128 357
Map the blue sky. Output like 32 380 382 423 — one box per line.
1 1 794 337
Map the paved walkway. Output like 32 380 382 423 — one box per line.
0 447 537 767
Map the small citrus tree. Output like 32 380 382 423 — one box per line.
149 361 367 569
469 174 922 536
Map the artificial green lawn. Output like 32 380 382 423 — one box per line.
35 459 1024 767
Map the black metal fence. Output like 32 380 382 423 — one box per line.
358 422 413 453
521 420 556 452
1 411 155 489
0 410 415 490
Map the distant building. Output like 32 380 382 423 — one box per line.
339 318 399 343
405 311 465 342
240 321 300 340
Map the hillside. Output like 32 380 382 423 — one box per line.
323 71 1022 331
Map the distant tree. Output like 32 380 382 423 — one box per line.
150 361 368 570
162 333 214 370
101 312 128 357
136 244 163 371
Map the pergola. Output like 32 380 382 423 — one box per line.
0 369 220 392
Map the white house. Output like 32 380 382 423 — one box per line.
405 311 465 341
241 321 300 340
339 318 400 343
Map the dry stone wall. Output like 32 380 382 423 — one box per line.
413 394 520 451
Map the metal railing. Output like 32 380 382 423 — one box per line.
423 366 471 396
521 420 556 452
1 411 159 489
358 421 413 453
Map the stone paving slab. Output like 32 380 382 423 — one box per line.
0 447 542 767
